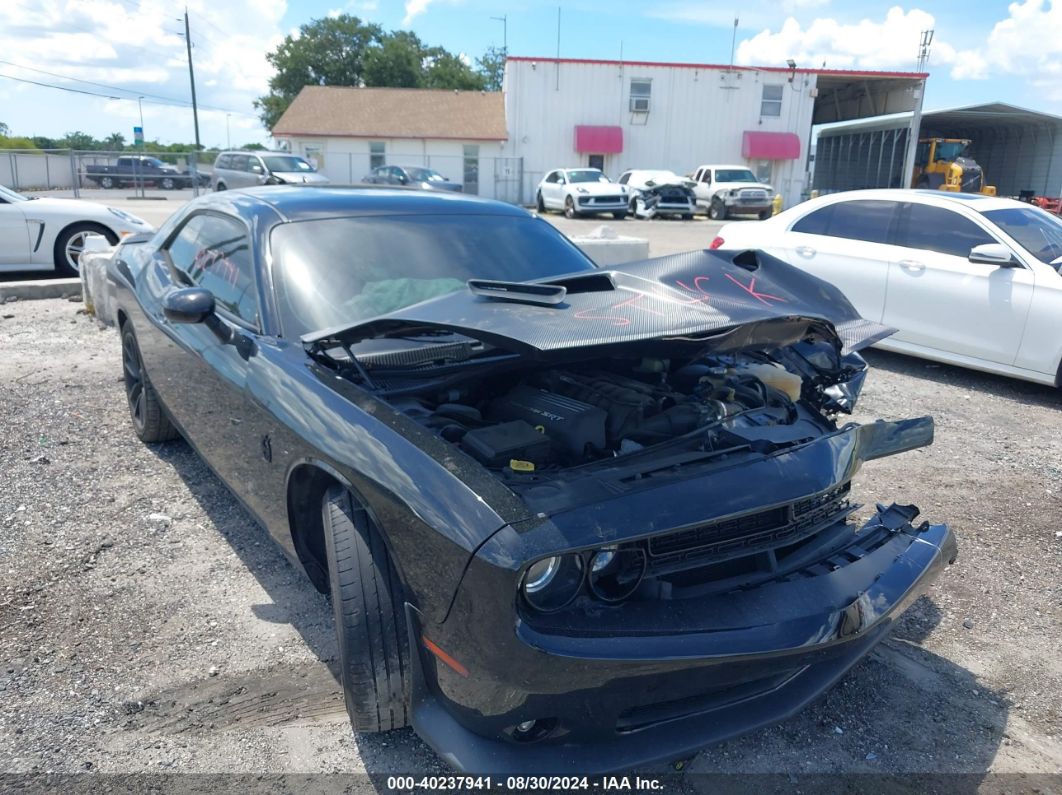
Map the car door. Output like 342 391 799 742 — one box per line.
883 201 1034 365
0 195 31 266
139 211 263 489
539 170 561 207
692 168 712 207
775 199 902 322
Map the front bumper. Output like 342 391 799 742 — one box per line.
576 195 628 213
410 514 957 774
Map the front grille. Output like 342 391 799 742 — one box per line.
647 483 851 561
739 189 768 200
591 195 623 204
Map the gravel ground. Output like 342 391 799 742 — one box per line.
1 294 1060 789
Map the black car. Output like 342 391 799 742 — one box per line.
361 165 463 192
112 186 956 774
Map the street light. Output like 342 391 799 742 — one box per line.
137 96 145 197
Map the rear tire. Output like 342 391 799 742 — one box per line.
322 487 410 734
100 176 115 189
682 213 694 221
121 325 178 443
160 177 176 190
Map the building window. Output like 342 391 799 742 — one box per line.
369 141 385 169
755 160 772 183
761 85 783 117
463 144 479 195
629 79 651 112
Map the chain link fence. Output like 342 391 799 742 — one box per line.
1 149 211 198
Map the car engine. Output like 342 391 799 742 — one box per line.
397 356 824 473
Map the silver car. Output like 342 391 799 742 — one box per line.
212 151 330 191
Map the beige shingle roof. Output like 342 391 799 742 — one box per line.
272 86 508 140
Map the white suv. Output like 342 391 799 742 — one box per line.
688 165 775 220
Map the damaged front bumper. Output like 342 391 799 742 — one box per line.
409 506 956 775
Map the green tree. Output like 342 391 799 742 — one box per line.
0 122 9 137
104 132 126 151
476 46 506 92
363 31 427 88
423 51 487 90
60 131 99 151
32 135 59 150
255 14 382 129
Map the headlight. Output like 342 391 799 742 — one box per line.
576 187 588 194
588 546 646 603
522 554 584 612
107 207 148 226
729 189 738 197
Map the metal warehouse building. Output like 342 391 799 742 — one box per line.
501 57 928 207
814 103 1062 198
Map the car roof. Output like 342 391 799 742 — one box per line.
699 164 754 171
194 185 530 222
800 188 1032 213
218 150 291 156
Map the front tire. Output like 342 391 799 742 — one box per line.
564 195 577 219
121 325 178 443
53 222 117 276
536 191 546 213
215 181 227 192
709 198 728 221
322 487 410 734
612 211 627 220
759 209 772 220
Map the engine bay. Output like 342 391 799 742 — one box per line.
393 353 838 475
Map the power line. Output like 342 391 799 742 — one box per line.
0 71 256 116
0 59 206 108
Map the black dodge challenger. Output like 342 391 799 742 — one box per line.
112 186 957 774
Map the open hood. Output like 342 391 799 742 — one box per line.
304 249 893 359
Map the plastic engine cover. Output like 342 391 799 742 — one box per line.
487 385 607 460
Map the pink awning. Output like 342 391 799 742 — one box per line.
742 131 801 160
574 125 623 153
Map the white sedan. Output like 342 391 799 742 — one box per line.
0 184 153 275
535 168 630 219
714 189 1062 387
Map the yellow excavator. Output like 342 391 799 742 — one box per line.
913 138 996 195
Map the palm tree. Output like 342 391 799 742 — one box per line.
104 132 126 152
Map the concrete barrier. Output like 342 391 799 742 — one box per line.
569 225 650 266
0 278 82 302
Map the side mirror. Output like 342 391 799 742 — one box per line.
163 287 215 323
397 174 408 184
250 164 264 174
969 243 1019 267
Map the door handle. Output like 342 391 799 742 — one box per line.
795 245 816 258
899 259 925 273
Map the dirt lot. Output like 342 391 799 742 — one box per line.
1 294 1061 789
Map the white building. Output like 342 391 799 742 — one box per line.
502 57 926 208
272 60 925 208
272 86 509 195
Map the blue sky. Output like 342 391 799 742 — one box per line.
0 0 1056 147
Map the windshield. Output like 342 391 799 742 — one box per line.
983 206 1062 267
262 156 314 173
641 171 682 184
567 170 610 184
406 167 446 182
934 141 968 161
271 214 597 338
0 184 28 203
714 169 759 183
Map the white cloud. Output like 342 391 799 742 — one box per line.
0 0 286 143
958 0 1062 98
402 0 433 26
735 7 938 71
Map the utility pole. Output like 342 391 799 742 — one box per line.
490 14 507 52
226 113 231 149
729 18 738 67
183 9 201 150
137 96 145 198
902 29 933 189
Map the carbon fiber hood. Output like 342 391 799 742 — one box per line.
303 249 894 358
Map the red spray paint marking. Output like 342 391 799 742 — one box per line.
723 273 786 306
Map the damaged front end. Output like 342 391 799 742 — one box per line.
304 248 956 773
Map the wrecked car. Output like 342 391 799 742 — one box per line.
112 186 957 774
618 169 698 219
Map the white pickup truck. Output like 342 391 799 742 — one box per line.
687 165 775 221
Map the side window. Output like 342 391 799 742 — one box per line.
215 154 230 170
761 85 783 117
231 155 249 172
545 171 558 184
165 214 258 327
901 203 996 258
791 205 834 236
249 157 264 174
369 141 385 170
792 200 896 244
618 173 630 185
702 170 711 184
629 79 651 112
